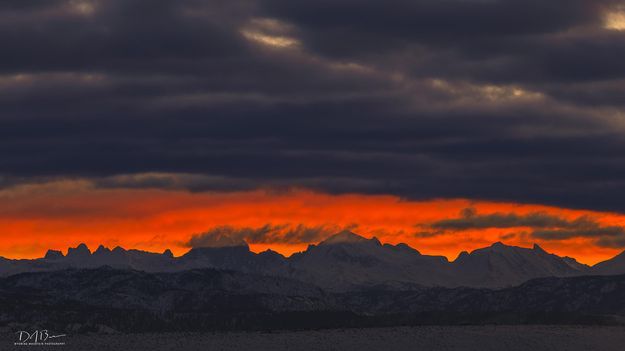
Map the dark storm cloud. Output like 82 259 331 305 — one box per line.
597 236 625 249
259 0 625 83
3 0 625 212
532 220 625 248
260 0 603 45
430 208 577 230
186 226 251 248
421 208 625 247
184 224 340 248
533 226 625 240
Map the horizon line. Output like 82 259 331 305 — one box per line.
4 231 620 267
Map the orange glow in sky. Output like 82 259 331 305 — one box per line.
0 180 623 265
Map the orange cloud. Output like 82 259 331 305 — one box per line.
0 180 623 265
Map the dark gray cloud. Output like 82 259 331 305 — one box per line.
2 0 625 212
260 0 625 83
260 0 607 50
532 226 625 240
499 232 518 241
430 208 581 231
185 224 343 248
186 226 250 248
421 208 625 247
597 236 625 249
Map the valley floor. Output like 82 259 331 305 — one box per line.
4 326 625 351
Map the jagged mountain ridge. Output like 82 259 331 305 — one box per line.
2 230 622 290
451 242 588 287
288 231 452 290
593 251 625 275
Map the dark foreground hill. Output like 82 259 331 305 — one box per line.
2 267 625 333
7 326 625 351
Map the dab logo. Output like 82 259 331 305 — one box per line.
14 329 66 346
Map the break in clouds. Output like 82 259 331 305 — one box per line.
2 0 625 211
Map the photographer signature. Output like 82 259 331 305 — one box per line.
15 330 66 345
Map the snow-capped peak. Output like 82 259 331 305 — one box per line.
319 230 378 246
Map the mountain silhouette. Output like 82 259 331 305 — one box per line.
451 241 589 287
0 231 623 290
289 231 451 290
593 251 625 275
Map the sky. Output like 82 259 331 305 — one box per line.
2 0 625 264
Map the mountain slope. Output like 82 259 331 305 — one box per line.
289 231 452 290
0 244 176 276
451 242 590 288
593 251 625 275
2 268 625 332
339 273 625 325
174 244 288 276
0 231 610 290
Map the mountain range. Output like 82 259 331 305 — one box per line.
2 230 624 290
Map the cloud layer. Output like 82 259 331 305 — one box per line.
2 0 625 211
185 224 343 248
422 208 625 248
